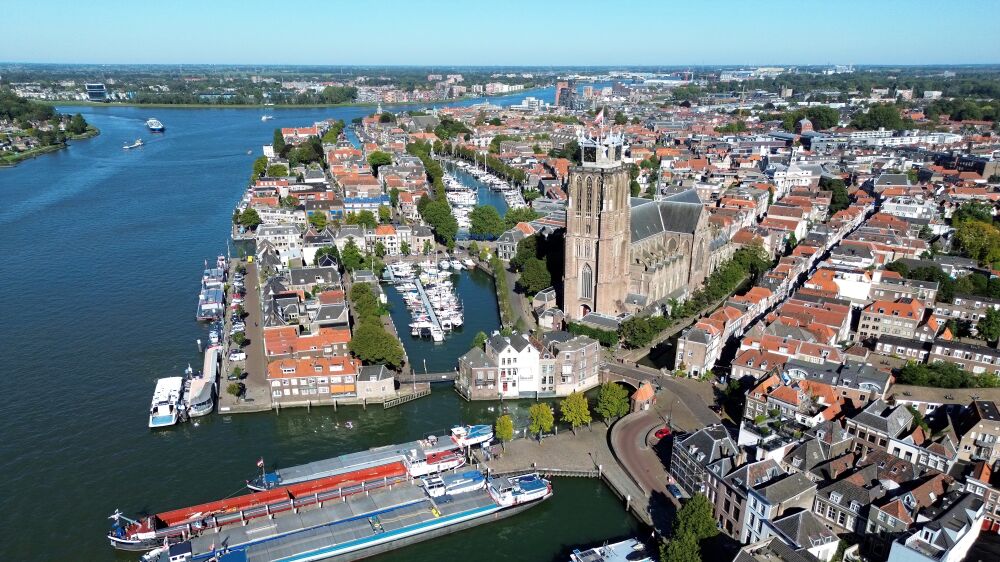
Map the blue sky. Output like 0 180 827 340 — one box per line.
3 0 999 65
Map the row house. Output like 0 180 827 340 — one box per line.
964 461 1000 532
262 326 351 360
887 424 959 475
870 272 939 305
743 472 818 544
932 293 1000 324
866 473 955 558
929 339 1000 375
857 297 935 343
675 302 753 377
956 400 1000 465
874 335 932 363
887 493 984 562
671 425 739 505
455 332 600 400
844 400 915 456
267 356 361 403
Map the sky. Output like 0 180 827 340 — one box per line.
3 0 999 66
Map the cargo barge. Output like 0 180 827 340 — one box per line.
140 472 552 562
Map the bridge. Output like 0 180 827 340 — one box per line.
408 370 458 383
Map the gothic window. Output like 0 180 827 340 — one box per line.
580 264 593 300
585 177 593 216
575 177 583 215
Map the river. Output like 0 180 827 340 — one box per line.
0 87 642 561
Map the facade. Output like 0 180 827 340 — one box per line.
267 356 362 403
857 298 926 342
563 134 632 319
887 493 984 562
928 339 1000 375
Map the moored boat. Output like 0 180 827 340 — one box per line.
146 118 165 132
569 538 654 562
148 377 184 429
450 424 493 447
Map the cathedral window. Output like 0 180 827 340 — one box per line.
580 264 593 300
585 177 593 216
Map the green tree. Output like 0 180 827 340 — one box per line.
528 403 554 442
321 119 346 142
504 207 541 230
400 241 410 255
226 382 242 399
389 187 400 208
422 240 433 255
953 201 995 224
559 391 592 433
308 212 327 230
251 155 267 179
346 210 378 229
675 493 719 541
469 205 506 238
313 245 340 266
472 331 488 349
367 151 393 176
232 331 247 347
613 112 628 125
978 308 1000 343
495 414 514 450
238 207 262 230
378 205 392 224
266 164 288 177
661 533 700 562
517 257 551 295
851 103 904 130
272 128 286 156
67 113 88 135
595 382 630 424
630 179 642 197
349 322 405 368
340 238 365 271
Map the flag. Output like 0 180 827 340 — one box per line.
593 108 604 126
257 457 264 468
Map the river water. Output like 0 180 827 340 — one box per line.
0 88 641 561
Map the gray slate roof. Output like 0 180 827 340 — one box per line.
629 188 704 243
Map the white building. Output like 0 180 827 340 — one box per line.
882 195 938 220
486 333 540 397
887 494 984 562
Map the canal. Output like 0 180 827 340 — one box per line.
0 91 644 561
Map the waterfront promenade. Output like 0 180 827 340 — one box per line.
219 260 271 413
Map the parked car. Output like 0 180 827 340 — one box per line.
667 484 683 499
654 426 671 440
231 296 244 305
228 350 246 361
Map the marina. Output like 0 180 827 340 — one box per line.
447 158 526 209
386 260 466 343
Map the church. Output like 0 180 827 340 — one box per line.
562 134 724 323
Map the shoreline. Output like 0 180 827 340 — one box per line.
0 126 100 167
40 87 550 110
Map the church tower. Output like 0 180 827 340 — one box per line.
562 134 631 321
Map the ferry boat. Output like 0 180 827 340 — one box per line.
136 473 551 562
148 377 185 429
146 118 165 132
185 347 219 417
123 139 144 150
247 432 469 492
570 538 654 562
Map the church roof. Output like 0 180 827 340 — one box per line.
629 188 704 243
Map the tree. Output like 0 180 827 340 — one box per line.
472 331 488 349
313 245 340 266
661 533 700 562
272 128 286 156
266 164 288 177
67 113 88 135
504 207 541 230
340 238 365 271
528 403 554 442
308 212 327 230
349 321 405 368
389 187 400 208
851 103 904 130
613 112 628 125
238 208 262 230
378 205 392 224
400 241 410 255
517 257 551 295
978 308 1000 343
321 119 345 142
251 155 267 179
469 205 506 238
559 391 592 433
595 382 630 424
630 179 642 197
495 414 514 450
346 210 377 229
367 151 393 176
675 493 719 541
423 240 433 255
953 201 995 224
231 331 247 347
226 382 242 399
379 112 395 123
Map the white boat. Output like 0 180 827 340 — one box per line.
422 470 486 498
463 258 476 268
438 261 450 270
145 118 165 132
148 377 185 429
570 539 653 562
431 327 445 342
451 260 464 270
451 424 494 448
123 139 144 150
261 115 273 122
488 473 552 507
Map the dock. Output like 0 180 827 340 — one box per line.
413 277 444 335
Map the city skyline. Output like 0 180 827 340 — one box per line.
4 0 1000 66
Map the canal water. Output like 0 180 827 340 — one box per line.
0 89 642 561
445 160 509 216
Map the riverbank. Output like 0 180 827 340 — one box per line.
41 87 550 111
0 126 100 167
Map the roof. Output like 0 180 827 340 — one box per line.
629 189 704 242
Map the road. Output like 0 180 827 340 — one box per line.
604 363 721 431
218 260 271 413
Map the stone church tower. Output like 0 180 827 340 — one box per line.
562 134 631 321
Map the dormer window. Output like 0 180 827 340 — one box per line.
829 491 843 503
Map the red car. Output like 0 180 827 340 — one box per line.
654 426 671 439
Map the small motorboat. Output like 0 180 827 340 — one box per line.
123 139 144 150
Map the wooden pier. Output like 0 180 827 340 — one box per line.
382 387 431 409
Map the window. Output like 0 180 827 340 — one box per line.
585 177 594 216
580 264 593 300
